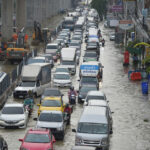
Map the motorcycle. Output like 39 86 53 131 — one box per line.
102 41 105 47
69 94 76 105
24 98 34 116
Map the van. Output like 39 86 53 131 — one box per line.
72 106 112 149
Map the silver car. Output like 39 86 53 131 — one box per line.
36 110 68 140
0 103 29 128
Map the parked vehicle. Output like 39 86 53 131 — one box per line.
13 63 51 98
19 128 55 150
61 48 77 75
53 72 72 87
0 135 8 150
36 110 68 140
0 103 29 128
72 106 112 149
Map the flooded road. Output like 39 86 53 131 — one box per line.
1 21 150 150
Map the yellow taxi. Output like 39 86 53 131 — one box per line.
37 97 66 116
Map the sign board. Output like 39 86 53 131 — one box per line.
142 9 148 18
111 5 123 12
80 65 99 77
119 20 134 30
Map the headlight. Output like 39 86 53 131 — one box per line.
19 119 25 123
75 137 82 144
101 138 108 145
57 126 63 131
20 147 29 150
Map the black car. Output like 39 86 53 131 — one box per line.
83 51 99 62
79 76 99 90
0 135 8 150
78 85 98 103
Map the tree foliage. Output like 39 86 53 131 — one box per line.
91 0 107 17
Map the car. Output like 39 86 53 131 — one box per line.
37 97 66 116
0 103 29 128
36 110 68 140
55 66 70 74
83 51 98 62
109 32 115 41
86 42 100 56
72 35 82 44
78 85 98 103
69 40 81 51
79 76 99 89
84 90 107 105
19 128 55 150
0 135 8 150
27 56 49 64
40 53 54 68
41 88 63 100
53 72 72 87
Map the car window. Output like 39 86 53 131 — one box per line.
42 100 61 107
87 95 105 101
43 89 61 96
2 107 24 114
39 113 63 122
25 133 50 143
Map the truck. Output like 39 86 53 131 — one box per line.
61 48 77 75
6 42 30 63
13 63 51 99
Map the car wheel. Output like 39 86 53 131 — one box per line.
60 131 64 140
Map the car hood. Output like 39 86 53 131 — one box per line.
0 114 25 121
15 86 35 91
37 121 63 128
22 142 51 150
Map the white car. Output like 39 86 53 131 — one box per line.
0 103 28 128
53 72 72 87
84 90 107 105
109 33 115 41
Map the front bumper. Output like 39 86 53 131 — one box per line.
0 120 26 128
13 91 28 99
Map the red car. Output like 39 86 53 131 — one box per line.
19 128 55 150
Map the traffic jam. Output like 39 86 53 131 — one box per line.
0 5 113 150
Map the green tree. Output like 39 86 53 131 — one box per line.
91 0 107 19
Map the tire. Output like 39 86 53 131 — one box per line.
67 118 70 125
60 131 64 140
78 98 81 104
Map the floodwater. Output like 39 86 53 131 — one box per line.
0 22 150 150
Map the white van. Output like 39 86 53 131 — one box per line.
72 106 112 149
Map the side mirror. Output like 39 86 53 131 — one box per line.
111 111 114 114
110 130 113 134
37 104 40 106
19 139 23 142
77 79 80 81
107 100 109 103
72 129 76 133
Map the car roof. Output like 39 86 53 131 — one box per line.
4 103 23 107
79 106 107 124
87 90 105 96
88 100 107 106
47 43 58 46
54 72 70 75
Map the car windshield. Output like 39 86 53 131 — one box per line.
56 68 69 73
2 107 24 114
62 61 75 65
27 59 45 64
25 133 50 143
78 123 108 134
46 45 57 49
21 81 35 87
39 113 62 122
80 86 97 93
72 37 80 40
87 95 105 101
84 53 97 57
42 100 61 107
54 74 70 80
82 77 97 83
43 89 61 97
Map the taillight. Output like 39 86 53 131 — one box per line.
6 52 9 56
22 53 24 57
